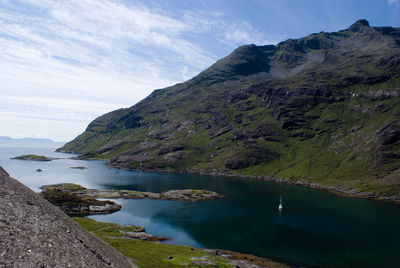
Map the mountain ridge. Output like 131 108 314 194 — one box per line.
59 20 400 200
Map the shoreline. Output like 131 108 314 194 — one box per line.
74 217 292 268
204 172 400 206
100 160 400 206
194 171 400 206
57 149 400 206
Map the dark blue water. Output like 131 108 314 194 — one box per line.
1 141 399 267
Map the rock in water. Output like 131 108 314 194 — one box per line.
40 184 122 215
11 154 53 161
40 183 223 202
0 165 136 268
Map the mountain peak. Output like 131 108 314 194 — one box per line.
349 19 370 32
59 21 400 201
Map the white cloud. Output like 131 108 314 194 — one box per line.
388 0 399 5
0 0 276 141
222 21 279 46
0 0 210 140
183 10 282 47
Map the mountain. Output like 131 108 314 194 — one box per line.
59 20 400 199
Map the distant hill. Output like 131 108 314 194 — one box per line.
59 20 400 199
0 136 55 143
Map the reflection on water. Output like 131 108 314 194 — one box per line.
1 142 400 267
91 199 203 247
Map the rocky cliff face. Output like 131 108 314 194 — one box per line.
0 166 136 268
59 20 400 198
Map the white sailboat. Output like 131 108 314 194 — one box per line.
278 195 283 211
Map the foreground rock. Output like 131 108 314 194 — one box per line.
0 166 135 268
11 154 55 161
40 183 223 202
40 184 121 215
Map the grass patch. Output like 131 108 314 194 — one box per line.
73 217 231 268
73 217 118 232
188 189 215 195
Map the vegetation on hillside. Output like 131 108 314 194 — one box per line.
59 20 400 199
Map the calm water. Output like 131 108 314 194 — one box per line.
1 141 399 267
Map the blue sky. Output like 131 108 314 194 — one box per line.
0 0 399 142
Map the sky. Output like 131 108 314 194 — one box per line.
0 0 399 142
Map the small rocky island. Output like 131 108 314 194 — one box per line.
11 154 55 161
40 183 222 202
40 183 223 215
40 184 121 215
70 166 88 169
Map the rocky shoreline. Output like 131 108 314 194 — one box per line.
196 171 400 206
84 188 223 202
56 150 400 205
39 183 223 215
40 183 223 203
40 184 122 215
102 161 400 206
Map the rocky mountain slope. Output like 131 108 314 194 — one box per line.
0 166 136 267
59 20 400 199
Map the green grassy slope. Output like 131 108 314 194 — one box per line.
73 217 231 268
73 217 289 268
